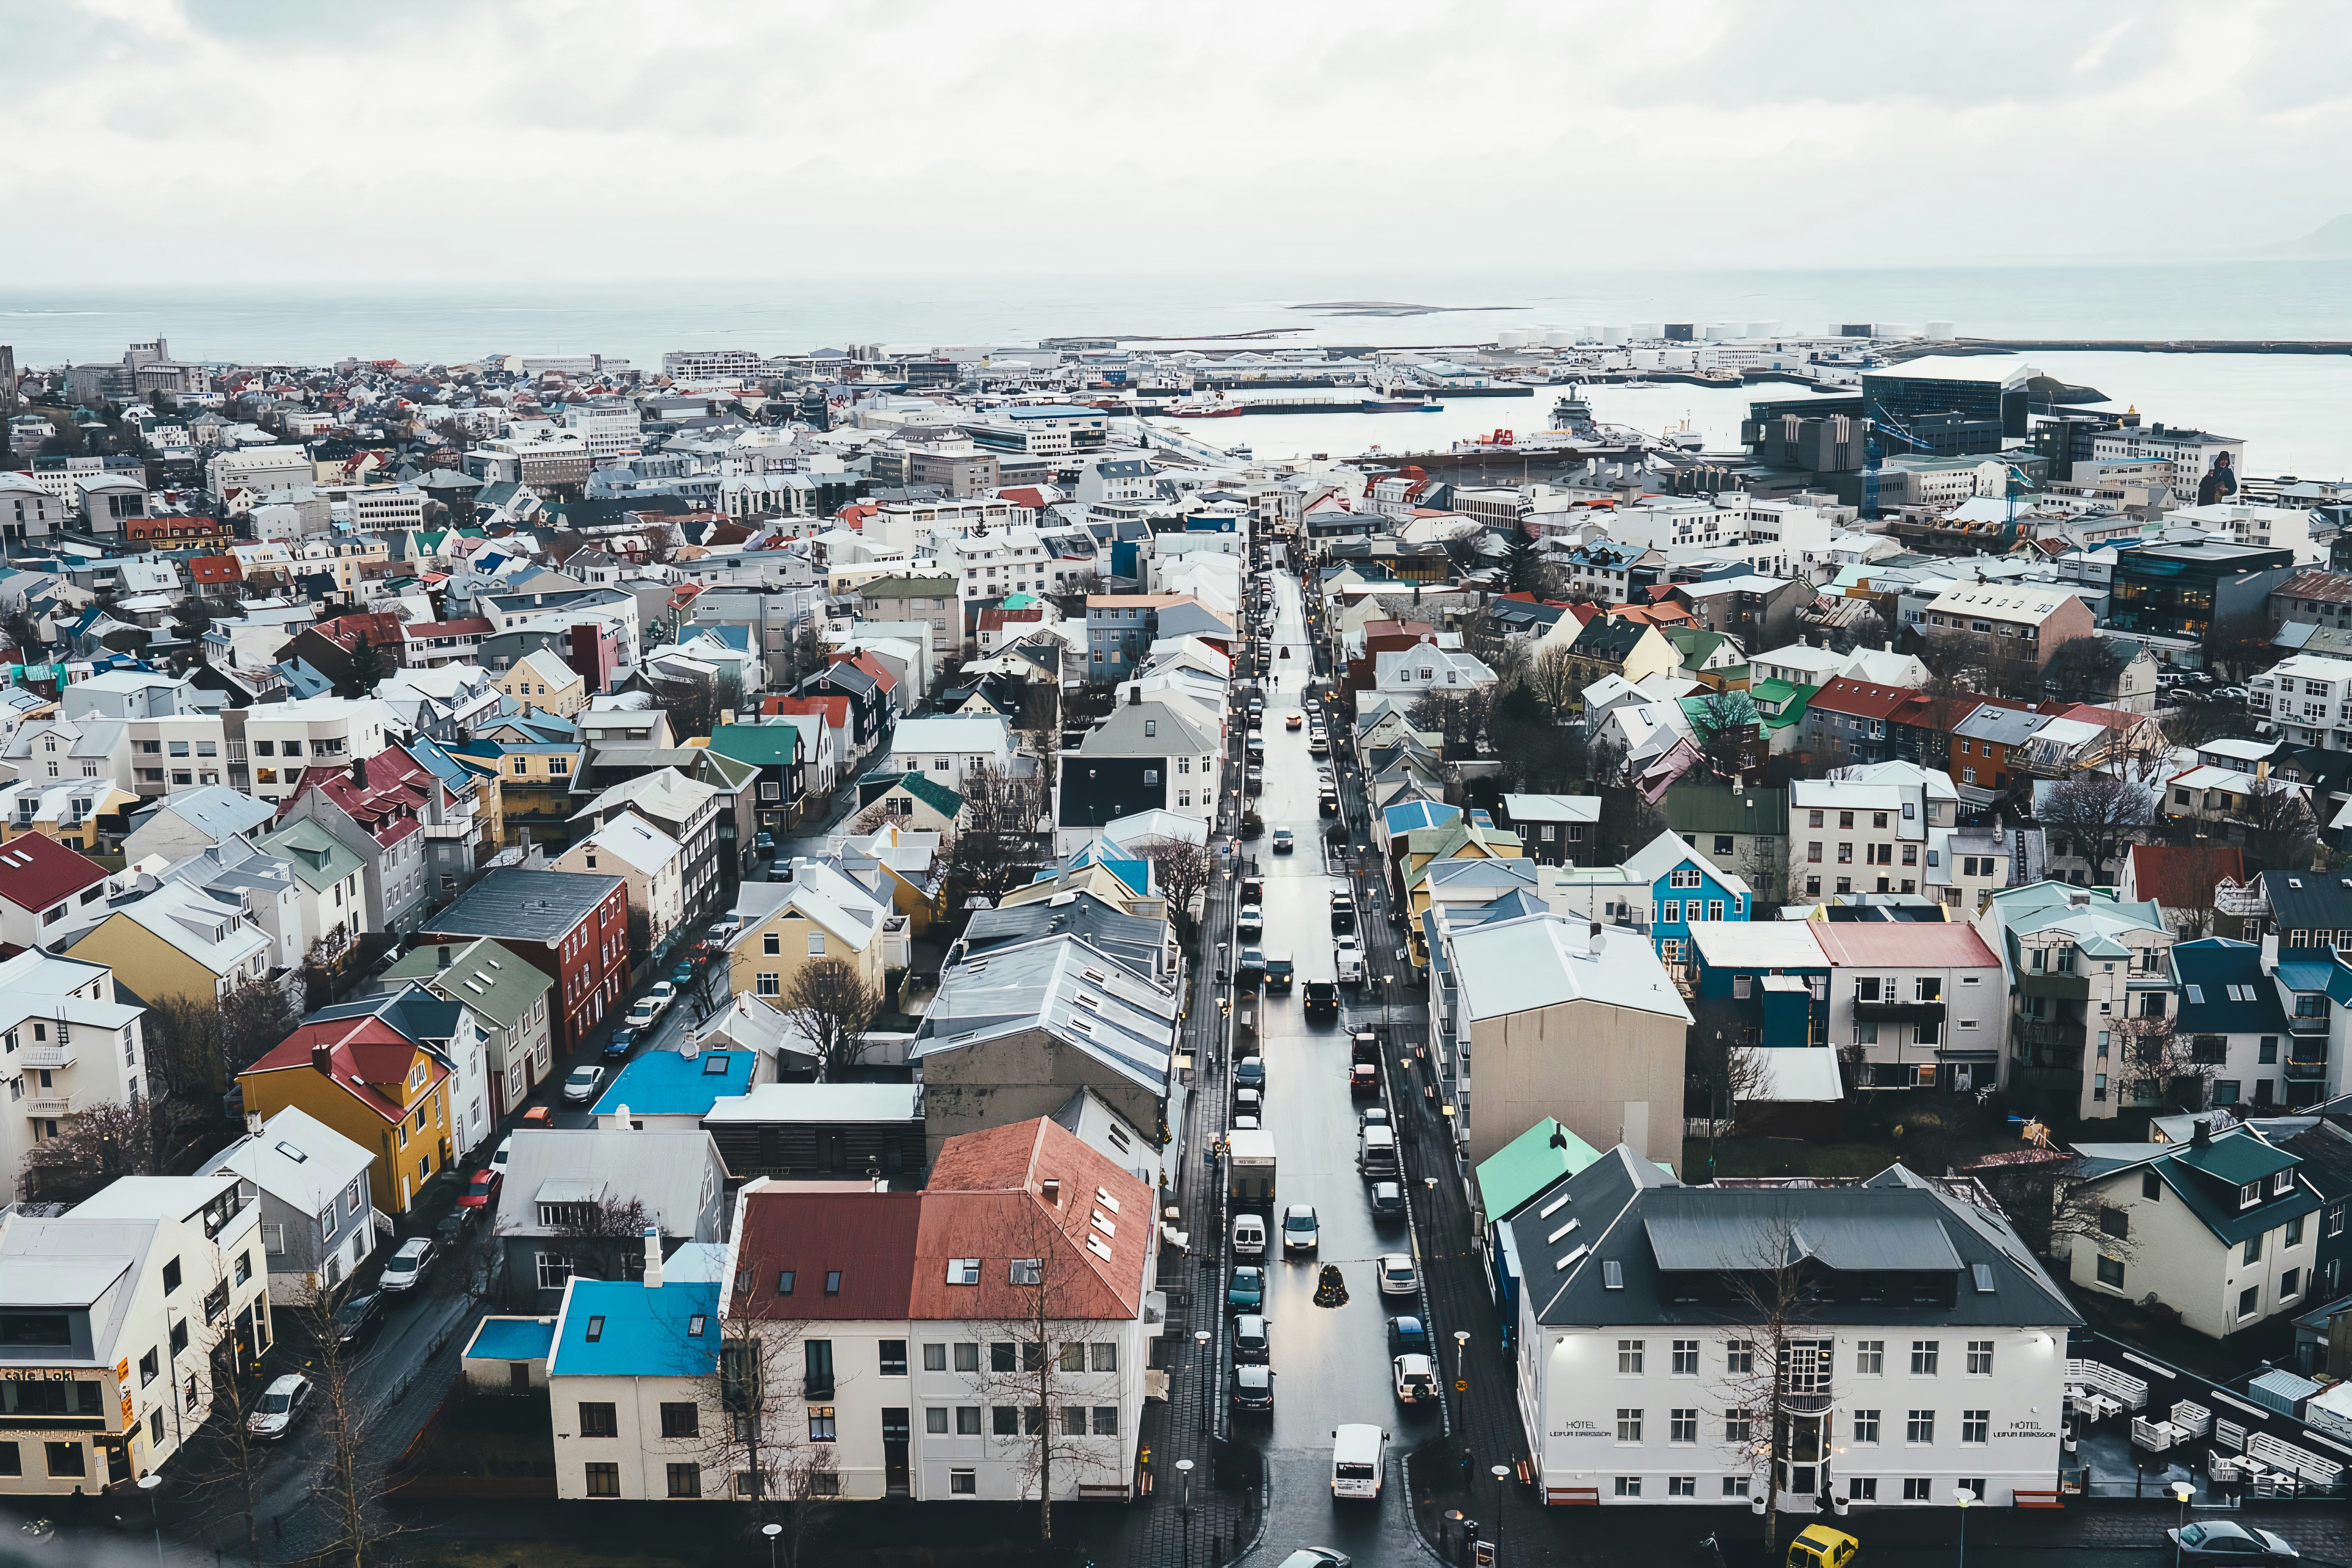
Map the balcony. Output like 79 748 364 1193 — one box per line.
23 1093 74 1117
421 821 474 840
17 1044 76 1070
802 1376 835 1401
1853 998 1947 1024
2284 1058 2330 1083
2288 1014 2330 1036
1778 1390 1835 1415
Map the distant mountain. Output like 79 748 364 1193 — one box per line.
2265 213 2352 257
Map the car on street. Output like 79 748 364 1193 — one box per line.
1264 952 1295 993
1230 1113 1260 1132
1319 788 1339 817
1275 1552 1350 1568
1271 828 1294 854
1233 1314 1270 1364
1388 1314 1431 1359
1234 1056 1266 1093
1282 1204 1319 1253
1393 1354 1437 1404
1359 1103 1389 1131
1303 979 1339 1022
1329 891 1355 934
520 1105 554 1128
1375 1253 1417 1297
602 1026 635 1061
1308 733 1328 757
331 1290 383 1347
2169 1523 2300 1564
1230 1362 1275 1415
433 1210 472 1251
1334 935 1363 984
490 1134 514 1172
1233 1087 1263 1122
1236 946 1266 992
626 997 661 1029
380 1236 435 1293
1348 1062 1377 1096
1228 1265 1265 1312
1237 904 1264 938
247 1374 314 1440
562 1064 605 1103
458 1167 503 1210
648 980 677 1010
1285 713 1304 730
1369 1181 1405 1222
671 962 696 987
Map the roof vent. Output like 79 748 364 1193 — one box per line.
1041 1177 1061 1205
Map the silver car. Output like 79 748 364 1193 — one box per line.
247 1374 312 1440
380 1235 435 1293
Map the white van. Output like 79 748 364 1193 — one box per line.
1357 1123 1399 1178
1330 1423 1388 1499
1232 1213 1267 1257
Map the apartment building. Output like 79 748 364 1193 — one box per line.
1503 1152 2077 1510
1917 583 2094 673
1812 921 2008 1092
1788 765 1959 902
0 949 149 1203
1976 883 2176 1122
2248 653 2352 750
243 699 393 806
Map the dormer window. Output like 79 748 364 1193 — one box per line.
2239 1181 2261 1209
2274 1170 2294 1195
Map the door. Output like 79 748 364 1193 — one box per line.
509 1363 531 1393
882 1408 910 1496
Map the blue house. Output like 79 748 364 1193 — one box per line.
589 1046 761 1130
1685 921 1833 1047
1546 828 1752 976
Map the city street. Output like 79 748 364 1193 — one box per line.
1229 568 1436 1566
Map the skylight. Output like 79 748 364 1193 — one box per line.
2184 984 2204 1005
1085 1235 1113 1261
1095 1187 1120 1212
1554 1243 1588 1272
1090 1211 1115 1238
585 1316 605 1342
1971 1263 1996 1294
1602 1260 1624 1290
1547 1219 1579 1245
1537 1190 1572 1220
274 1141 307 1163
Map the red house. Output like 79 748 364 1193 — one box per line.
421 868 630 1053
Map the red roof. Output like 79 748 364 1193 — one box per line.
190 556 241 584
310 612 407 655
2060 703 2153 732
2126 843 2246 910
0 834 108 915
404 618 492 639
277 748 434 848
729 1192 923 1321
242 1016 445 1124
1808 676 1918 722
760 695 850 730
976 606 1045 633
1809 922 2000 970
837 651 898 694
996 487 1050 510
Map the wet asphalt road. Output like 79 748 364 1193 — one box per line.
1232 568 1439 1564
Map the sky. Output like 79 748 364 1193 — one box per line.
5 0 2350 289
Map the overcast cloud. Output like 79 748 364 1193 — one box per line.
4 0 2348 288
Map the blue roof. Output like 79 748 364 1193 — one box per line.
2172 938 2291 1034
589 1048 756 1118
1384 800 1461 837
463 1316 557 1363
2274 950 2336 995
549 1278 722 1377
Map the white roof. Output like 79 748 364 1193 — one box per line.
210 1105 373 1212
1450 913 1692 1025
574 811 682 876
890 715 1010 757
701 1083 923 1124
1925 582 2082 622
1685 920 1828 968
1751 1046 1846 1105
1502 794 1601 824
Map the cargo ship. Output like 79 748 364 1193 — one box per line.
1362 397 1443 413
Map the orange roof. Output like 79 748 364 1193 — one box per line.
2060 703 2153 731
760 694 850 730
243 1016 444 1124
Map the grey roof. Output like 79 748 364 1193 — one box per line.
1508 1151 2080 1330
136 784 276 842
425 867 625 944
490 1126 722 1240
958 891 1167 982
1952 703 2052 746
913 933 1176 1095
2259 868 2352 935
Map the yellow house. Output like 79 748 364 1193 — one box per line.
726 864 896 1004
837 823 953 936
238 1015 456 1215
65 879 276 1010
486 742 583 842
0 779 140 853
495 648 586 719
1399 817 1524 971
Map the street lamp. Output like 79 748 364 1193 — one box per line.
136 1474 162 1568
2171 1479 2195 1568
1453 1327 1470 1391
1491 1464 1510 1544
1194 1329 1212 1434
1951 1486 1975 1568
1177 1455 1196 1568
763 1519 782 1568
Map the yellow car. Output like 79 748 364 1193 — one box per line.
1788 1526 1858 1568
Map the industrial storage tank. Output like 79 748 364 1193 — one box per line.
1542 329 1577 347
1925 321 1957 341
1497 328 1532 348
1630 323 1664 341
1629 348 1662 369
1747 320 1782 339
1703 323 1736 341
1597 325 1628 346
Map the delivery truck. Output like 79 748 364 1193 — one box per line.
1227 1128 1278 1208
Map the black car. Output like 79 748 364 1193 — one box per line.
1303 979 1339 1022
331 1291 384 1347
1235 946 1266 992
1233 1313 1271 1365
434 1209 474 1252
1229 1361 1275 1415
1264 953 1295 994
1329 892 1355 935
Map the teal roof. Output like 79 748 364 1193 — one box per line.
706 722 804 767
463 1316 556 1363
589 1048 755 1118
1476 1118 1604 1222
878 771 964 817
1385 800 1461 837
254 818 364 892
548 1278 722 1378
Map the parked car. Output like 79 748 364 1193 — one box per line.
1282 1204 1320 1253
458 1168 503 1210
1271 828 1294 854
1334 936 1363 984
2170 1523 2299 1564
1375 1253 1417 1298
1234 1056 1266 1093
670 962 696 987
1236 946 1266 992
331 1291 383 1347
247 1374 314 1440
1320 788 1340 817
1233 1087 1263 1121
1237 903 1265 938
1233 1314 1271 1365
601 1027 635 1061
562 1064 605 1104
1369 1181 1405 1222
433 1210 471 1251
1348 1062 1378 1096
1387 1314 1431 1359
626 998 660 1030
1392 1354 1438 1405
1233 1213 1267 1258
1229 1265 1265 1312
1230 1362 1275 1415
1329 891 1355 934
490 1134 514 1172
1359 1104 1389 1132
648 981 677 1011
380 1236 435 1293
520 1105 555 1128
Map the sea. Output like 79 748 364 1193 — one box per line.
9 260 2352 474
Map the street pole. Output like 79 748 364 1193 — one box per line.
1177 1457 1195 1568
1492 1464 1510 1552
2171 1480 2194 1568
136 1474 162 1568
763 1520 781 1568
1195 1328 1211 1436
1951 1486 1973 1568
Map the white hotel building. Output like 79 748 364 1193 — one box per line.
1503 1151 2078 1510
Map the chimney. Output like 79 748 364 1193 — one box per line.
437 945 452 967
310 1042 332 1075
642 1225 662 1289
1041 1177 1061 1206
1128 686 1140 706
2190 1118 2212 1150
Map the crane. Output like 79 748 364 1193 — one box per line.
1860 408 1934 521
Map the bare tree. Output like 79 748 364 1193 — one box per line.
2110 1015 2212 1114
1688 689 1762 782
220 977 299 1080
556 1194 656 1281
1964 1151 2138 1264
946 759 1050 904
1716 1215 1826 1558
779 956 882 1079
1137 835 1214 956
1526 642 1583 717
284 1286 409 1568
1590 738 1662 863
2039 637 2125 707
697 1288 826 1558
20 1098 156 1203
2038 771 2152 886
2239 777 2318 874
2205 610 2280 686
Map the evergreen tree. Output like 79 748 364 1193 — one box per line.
1504 528 1541 594
342 633 388 697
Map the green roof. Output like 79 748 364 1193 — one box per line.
379 936 552 1029
886 771 964 817
695 750 759 789
253 818 364 892
1662 626 1728 664
1749 678 1818 731
1476 1118 1604 1222
706 722 804 768
856 575 957 599
1663 783 1789 836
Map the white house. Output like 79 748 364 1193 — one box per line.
209 1105 378 1306
552 811 686 955
883 717 1014 789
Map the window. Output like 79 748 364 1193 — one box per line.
1093 1406 1119 1436
953 1343 979 1372
1724 1408 1752 1444
1091 1343 1119 1372
923 1343 946 1372
808 932 826 956
992 1406 1020 1436
1906 1410 1935 1445
1903 1478 1933 1502
1671 1340 1699 1375
808 1407 836 1442
1850 1477 1878 1502
2239 1285 2261 1319
666 1464 700 1499
756 973 779 996
955 1406 982 1435
583 1463 619 1497
763 931 781 956
926 1407 949 1435
1613 1476 1642 1497
2096 1254 2126 1288
2243 1234 2263 1266
1966 1341 1993 1376
1617 1340 1644 1375
950 1468 977 1495
579 1403 619 1438
1725 1341 1754 1375
947 1258 980 1286
140 1348 158 1386
1722 1476 1751 1499
1668 1408 1698 1445
1853 1409 1881 1444
1910 1341 1939 1376
659 1403 699 1438
1961 1410 1989 1445
880 1340 908 1376
163 1257 182 1294
1616 1408 1644 1443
